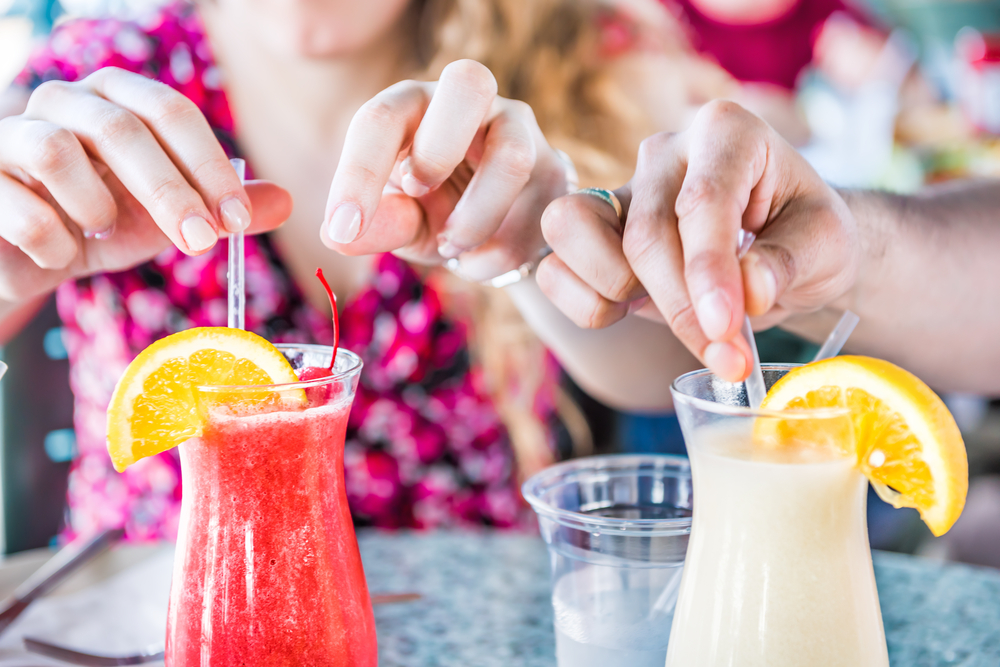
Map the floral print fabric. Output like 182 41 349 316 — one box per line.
16 3 538 540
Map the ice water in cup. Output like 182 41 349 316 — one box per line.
523 455 692 667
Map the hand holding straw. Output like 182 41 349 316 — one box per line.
228 158 247 330
737 230 767 409
813 310 860 362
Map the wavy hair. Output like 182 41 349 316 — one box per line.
409 0 693 477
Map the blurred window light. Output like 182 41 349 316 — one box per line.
43 327 67 360
43 428 76 462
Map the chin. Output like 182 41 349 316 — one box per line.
244 0 414 59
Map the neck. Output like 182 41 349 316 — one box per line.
199 4 419 140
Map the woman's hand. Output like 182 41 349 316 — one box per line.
0 67 291 303
322 59 570 281
537 101 860 382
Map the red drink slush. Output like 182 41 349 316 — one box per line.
165 346 375 666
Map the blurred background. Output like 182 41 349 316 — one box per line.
0 0 998 563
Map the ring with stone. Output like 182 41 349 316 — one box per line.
574 187 623 221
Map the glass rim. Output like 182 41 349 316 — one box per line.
521 454 692 537
196 344 362 393
670 364 851 420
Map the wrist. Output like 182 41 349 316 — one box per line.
835 188 899 314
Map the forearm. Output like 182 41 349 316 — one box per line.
505 280 700 412
784 181 1000 394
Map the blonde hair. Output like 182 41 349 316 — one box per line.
413 0 688 476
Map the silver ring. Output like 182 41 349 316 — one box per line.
574 187 623 221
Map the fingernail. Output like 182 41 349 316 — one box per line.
326 203 362 244
437 233 462 260
180 215 217 252
759 262 777 309
696 289 733 341
628 296 650 314
401 172 431 198
400 157 431 198
84 222 115 240
219 198 251 233
383 182 405 196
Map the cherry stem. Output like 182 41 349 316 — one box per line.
315 268 339 372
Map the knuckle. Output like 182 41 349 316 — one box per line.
146 178 188 209
356 98 400 131
539 198 574 246
493 135 536 179
675 178 740 223
505 99 534 122
342 162 384 192
96 108 145 144
27 80 70 111
663 300 697 339
152 89 200 125
188 156 233 189
412 148 453 177
636 132 674 164
30 127 79 175
697 99 750 126
621 221 658 266
581 297 617 330
605 269 639 304
636 132 674 167
9 210 62 252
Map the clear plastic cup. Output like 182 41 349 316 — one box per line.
522 455 692 667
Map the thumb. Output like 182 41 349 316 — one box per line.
243 181 293 235
741 247 784 317
740 194 858 318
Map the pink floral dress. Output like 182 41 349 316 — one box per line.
16 3 555 541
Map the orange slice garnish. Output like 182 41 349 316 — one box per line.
757 356 968 536
106 327 299 472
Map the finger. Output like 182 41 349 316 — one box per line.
24 77 219 254
0 116 118 236
0 172 77 270
242 181 293 235
541 189 643 303
436 105 536 259
741 189 857 317
81 69 252 233
323 82 428 246
535 254 629 329
623 136 709 356
401 60 497 198
673 101 772 344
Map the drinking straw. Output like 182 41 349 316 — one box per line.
812 310 860 362
736 230 767 409
228 158 246 330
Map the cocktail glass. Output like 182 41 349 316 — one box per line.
522 455 692 667
165 344 376 666
667 364 889 667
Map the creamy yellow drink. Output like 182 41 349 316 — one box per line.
665 426 887 667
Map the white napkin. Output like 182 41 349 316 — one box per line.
0 548 173 665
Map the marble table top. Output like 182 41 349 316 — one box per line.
359 531 1000 667
0 531 997 666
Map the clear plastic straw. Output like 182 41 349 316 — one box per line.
737 229 767 409
228 158 246 330
0 360 7 382
812 310 860 362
